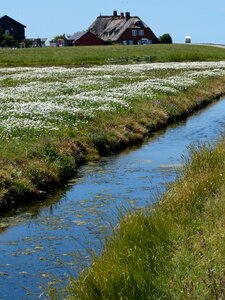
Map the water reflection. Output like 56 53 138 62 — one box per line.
1 98 225 299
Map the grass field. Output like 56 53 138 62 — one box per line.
2 58 225 208
0 44 225 67
1 61 225 140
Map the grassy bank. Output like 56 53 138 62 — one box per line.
60 135 225 299
0 44 225 67
2 62 225 210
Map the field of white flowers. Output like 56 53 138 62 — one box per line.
1 61 225 138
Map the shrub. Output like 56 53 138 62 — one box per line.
159 33 173 44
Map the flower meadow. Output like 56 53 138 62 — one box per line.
1 61 225 139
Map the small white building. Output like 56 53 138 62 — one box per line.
185 36 191 44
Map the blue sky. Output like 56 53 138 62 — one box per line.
1 0 225 44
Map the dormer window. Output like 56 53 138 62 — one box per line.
135 20 144 27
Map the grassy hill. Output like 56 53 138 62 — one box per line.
1 44 225 67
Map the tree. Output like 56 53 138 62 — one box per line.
0 26 16 47
159 33 173 44
53 34 66 46
1 34 15 47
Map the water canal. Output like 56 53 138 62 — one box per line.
1 97 225 299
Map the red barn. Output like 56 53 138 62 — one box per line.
72 31 104 46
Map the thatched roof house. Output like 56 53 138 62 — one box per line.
89 10 158 45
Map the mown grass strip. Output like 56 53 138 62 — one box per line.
0 44 225 67
57 135 225 299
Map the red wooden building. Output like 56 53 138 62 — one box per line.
71 31 104 46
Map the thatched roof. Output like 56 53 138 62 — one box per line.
89 13 150 42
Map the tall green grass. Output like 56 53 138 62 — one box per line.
60 139 225 299
0 44 225 67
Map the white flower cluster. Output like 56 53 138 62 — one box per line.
0 61 225 138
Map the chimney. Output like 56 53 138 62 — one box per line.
125 12 130 20
113 10 118 17
120 12 124 18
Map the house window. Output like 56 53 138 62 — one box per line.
5 29 10 35
132 30 137 36
139 29 144 36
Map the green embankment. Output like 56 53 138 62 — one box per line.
0 44 225 66
2 50 225 211
62 137 225 299
1 74 225 210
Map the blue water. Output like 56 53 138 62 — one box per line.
1 98 225 299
